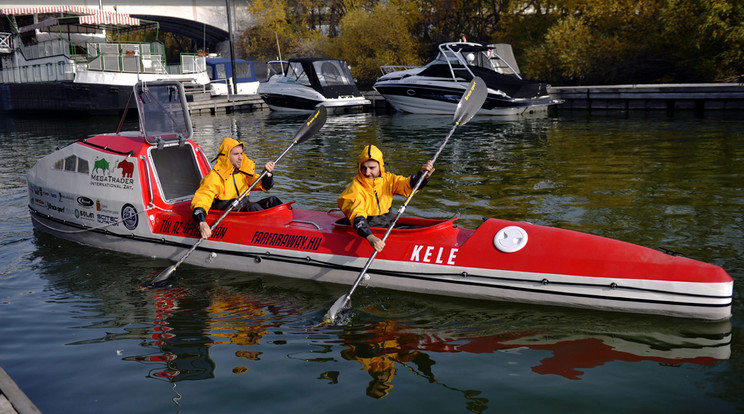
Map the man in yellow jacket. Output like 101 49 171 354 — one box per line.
338 145 434 252
192 137 281 239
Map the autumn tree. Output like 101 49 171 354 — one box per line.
235 0 743 85
327 1 423 84
495 0 744 84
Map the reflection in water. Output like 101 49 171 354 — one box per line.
330 298 731 408
339 320 437 399
134 282 731 411
31 226 732 407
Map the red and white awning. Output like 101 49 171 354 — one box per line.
0 6 140 26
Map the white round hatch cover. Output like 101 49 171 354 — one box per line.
493 226 529 253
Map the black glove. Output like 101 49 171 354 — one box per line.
353 216 373 238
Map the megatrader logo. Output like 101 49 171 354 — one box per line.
77 196 94 207
90 157 136 190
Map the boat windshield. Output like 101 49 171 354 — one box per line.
284 61 312 86
135 81 193 146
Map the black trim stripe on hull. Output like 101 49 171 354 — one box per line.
30 209 733 311
375 84 552 110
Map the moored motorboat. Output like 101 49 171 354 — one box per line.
0 6 209 114
205 57 259 96
26 81 733 321
374 42 563 116
257 58 370 113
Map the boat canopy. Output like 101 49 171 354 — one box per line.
205 58 258 83
285 58 364 99
134 81 193 147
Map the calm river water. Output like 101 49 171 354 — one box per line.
0 108 742 413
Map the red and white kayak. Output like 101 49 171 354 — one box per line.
26 82 733 320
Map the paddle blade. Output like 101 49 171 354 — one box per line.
453 76 488 125
293 105 327 144
153 264 177 284
323 294 351 325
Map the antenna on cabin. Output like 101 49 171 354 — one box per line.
275 31 284 76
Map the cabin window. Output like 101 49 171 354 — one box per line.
215 64 226 80
53 155 89 174
149 144 203 202
77 159 89 174
64 155 76 171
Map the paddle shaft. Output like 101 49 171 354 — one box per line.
148 106 327 286
324 77 486 323
150 152 286 284
340 121 460 301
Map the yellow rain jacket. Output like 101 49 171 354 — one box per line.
191 137 271 215
337 145 414 224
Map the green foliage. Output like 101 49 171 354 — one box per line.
497 0 743 84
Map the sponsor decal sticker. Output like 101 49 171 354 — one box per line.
97 213 120 226
409 245 458 265
45 202 66 214
90 157 136 190
75 209 95 221
250 231 322 251
158 218 222 239
77 196 94 207
122 204 139 230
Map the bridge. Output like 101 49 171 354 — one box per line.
0 0 250 55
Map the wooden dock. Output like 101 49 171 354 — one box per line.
186 91 267 115
548 83 744 111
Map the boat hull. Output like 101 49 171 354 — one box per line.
1 81 135 114
1 75 209 115
259 90 370 113
374 82 559 116
28 200 733 321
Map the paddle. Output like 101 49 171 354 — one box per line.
144 105 327 288
323 77 488 325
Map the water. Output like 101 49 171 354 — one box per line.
1 109 742 413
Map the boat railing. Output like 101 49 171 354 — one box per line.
86 41 169 74
15 38 69 61
1 38 207 83
0 60 74 84
166 55 208 76
0 32 12 54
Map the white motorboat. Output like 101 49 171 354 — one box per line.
258 58 370 113
374 42 563 116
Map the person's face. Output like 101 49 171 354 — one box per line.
229 145 243 169
360 160 380 179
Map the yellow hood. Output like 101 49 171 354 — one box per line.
338 145 414 223
212 137 256 179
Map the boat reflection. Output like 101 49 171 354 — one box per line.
333 301 731 394
31 233 732 400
